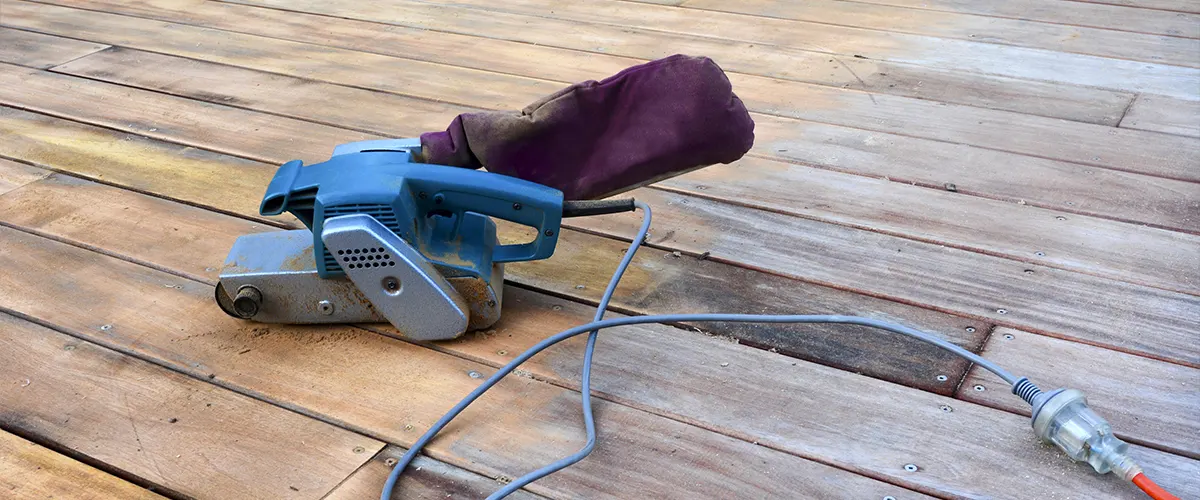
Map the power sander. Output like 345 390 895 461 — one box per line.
214 54 756 340
214 139 568 340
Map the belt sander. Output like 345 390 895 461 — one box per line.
214 54 754 340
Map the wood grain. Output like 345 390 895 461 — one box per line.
0 2 560 112
14 4 1195 218
0 130 981 394
1069 0 1200 14
0 62 379 166
0 226 931 500
26 0 1189 183
747 115 1200 233
51 48 1200 293
1120 94 1200 138
0 80 1193 366
48 49 1198 240
659 157 1200 294
568 189 1200 367
0 158 49 196
0 314 380 499
0 28 107 69
36 0 1136 125
324 447 543 500
0 130 1195 495
2 226 1196 498
960 327 1200 459
680 0 1200 67
700 0 1200 37
362 0 1200 98
0 429 164 500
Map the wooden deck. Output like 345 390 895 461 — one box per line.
0 0 1197 498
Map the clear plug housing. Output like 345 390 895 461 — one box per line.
1030 388 1141 480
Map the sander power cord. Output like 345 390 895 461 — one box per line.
381 201 1178 500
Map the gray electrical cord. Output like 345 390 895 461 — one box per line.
381 202 1027 500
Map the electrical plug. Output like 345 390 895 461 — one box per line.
1028 388 1140 480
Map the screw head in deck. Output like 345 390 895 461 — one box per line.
318 300 335 315
903 464 919 472
936 375 948 382
974 384 986 392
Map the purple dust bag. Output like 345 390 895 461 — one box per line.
420 54 755 200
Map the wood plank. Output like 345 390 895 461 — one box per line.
0 158 50 196
0 226 931 500
568 189 1200 367
324 447 542 500
660 158 1200 295
679 0 1200 67
702 0 1200 38
1070 0 1200 14
0 314 381 499
0 28 107 69
0 116 982 395
960 327 1200 459
57 0 1191 181
49 48 1200 293
748 115 1200 233
28 0 1137 127
46 49 1198 237
1 2 560 112
0 225 1194 498
0 429 163 500
351 0 1200 97
1120 94 1200 137
0 62 382 166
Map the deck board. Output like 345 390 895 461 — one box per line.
0 429 163 500
0 314 380 499
0 0 1197 497
682 0 1200 37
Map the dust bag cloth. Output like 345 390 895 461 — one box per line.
420 54 755 200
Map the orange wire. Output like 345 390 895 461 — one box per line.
1132 473 1180 500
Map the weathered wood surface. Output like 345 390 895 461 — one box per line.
1 0 1197 497
18 0 1187 184
0 116 981 395
960 327 1200 459
167 0 1199 181
16 5 1194 230
1121 94 1200 138
50 47 1197 237
0 28 107 69
47 48 1200 294
2 178 1195 498
0 66 1195 366
0 225 931 499
0 429 164 500
345 0 1200 98
570 189 1200 367
684 0 1200 37
0 158 49 196
679 0 1200 65
30 0 1136 125
324 447 544 500
0 314 380 499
